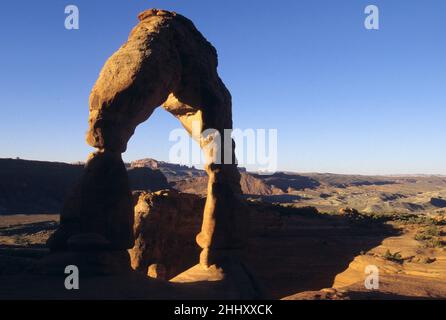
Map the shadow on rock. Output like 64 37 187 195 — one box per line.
246 202 401 299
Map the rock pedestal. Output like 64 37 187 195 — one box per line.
49 151 134 251
44 151 134 274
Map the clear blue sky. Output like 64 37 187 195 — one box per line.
0 0 445 174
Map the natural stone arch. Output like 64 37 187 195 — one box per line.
49 9 248 270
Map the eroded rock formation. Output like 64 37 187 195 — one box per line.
130 190 204 279
48 9 251 286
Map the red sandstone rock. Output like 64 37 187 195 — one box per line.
129 190 204 278
49 10 253 293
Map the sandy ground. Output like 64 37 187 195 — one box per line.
0 213 445 299
0 214 59 249
288 180 446 216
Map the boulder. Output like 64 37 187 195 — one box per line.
129 190 204 279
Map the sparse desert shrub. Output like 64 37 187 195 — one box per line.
428 217 444 226
421 257 436 264
401 216 417 224
383 249 404 264
395 216 424 224
391 212 446 226
394 214 435 226
415 226 441 241
424 238 445 249
425 226 441 236
344 211 389 226
432 214 446 226
415 233 430 241
415 226 445 248
250 202 321 218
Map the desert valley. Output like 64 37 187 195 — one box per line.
1 157 446 299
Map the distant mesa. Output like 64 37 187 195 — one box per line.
251 172 320 192
130 158 206 182
2 157 445 216
174 172 280 197
0 158 168 215
0 158 83 215
307 173 396 188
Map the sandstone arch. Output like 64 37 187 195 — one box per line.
49 9 248 271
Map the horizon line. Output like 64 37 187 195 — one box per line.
1 156 445 178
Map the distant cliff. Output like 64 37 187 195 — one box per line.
0 158 169 214
130 158 206 182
